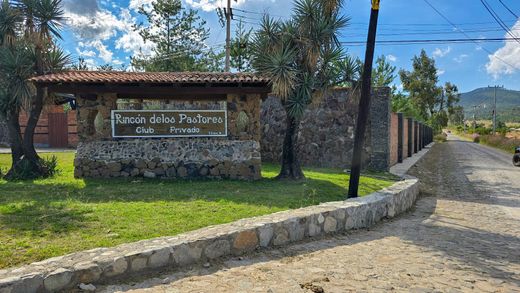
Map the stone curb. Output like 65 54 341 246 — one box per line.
0 178 419 293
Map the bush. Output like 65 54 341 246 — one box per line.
434 133 447 142
479 135 520 154
5 155 60 180
41 155 60 177
472 134 480 143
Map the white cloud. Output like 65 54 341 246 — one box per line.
386 54 397 62
129 0 154 11
92 40 113 63
65 10 124 41
486 19 520 78
76 48 96 57
453 54 469 63
114 9 156 57
63 2 151 67
184 0 246 12
432 47 451 58
438 69 446 76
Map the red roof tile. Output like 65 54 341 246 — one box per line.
29 71 270 85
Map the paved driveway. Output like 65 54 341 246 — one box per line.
100 136 520 292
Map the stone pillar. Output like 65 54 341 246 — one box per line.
397 113 404 163
407 118 413 158
76 93 117 142
369 87 391 171
227 94 262 141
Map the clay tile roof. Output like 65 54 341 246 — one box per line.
29 71 271 85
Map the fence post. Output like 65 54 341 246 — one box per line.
407 118 413 157
397 113 403 163
414 121 418 153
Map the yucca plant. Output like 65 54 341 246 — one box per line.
0 0 69 179
251 0 348 179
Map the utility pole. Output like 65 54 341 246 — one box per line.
217 0 235 72
348 0 381 199
493 85 497 135
473 105 477 131
489 85 503 135
225 0 232 72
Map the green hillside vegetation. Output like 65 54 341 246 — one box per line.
460 87 520 122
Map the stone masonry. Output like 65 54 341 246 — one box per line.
260 87 391 170
74 92 263 180
0 178 419 293
74 139 261 180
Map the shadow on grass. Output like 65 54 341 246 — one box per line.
0 201 90 235
0 176 356 235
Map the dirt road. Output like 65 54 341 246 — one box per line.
100 136 520 292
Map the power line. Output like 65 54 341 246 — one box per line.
341 37 520 45
498 0 519 18
233 8 286 18
479 0 520 45
348 19 518 28
422 0 517 72
342 27 508 38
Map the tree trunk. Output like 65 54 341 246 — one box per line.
10 88 46 178
276 115 305 180
5 110 23 168
22 88 43 163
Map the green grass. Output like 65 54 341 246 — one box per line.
0 152 395 269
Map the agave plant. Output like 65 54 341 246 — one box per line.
251 0 348 179
0 0 69 179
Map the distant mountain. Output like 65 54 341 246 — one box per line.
459 87 520 122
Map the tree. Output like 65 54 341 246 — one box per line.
131 0 210 72
391 87 422 119
332 55 362 88
372 55 396 87
0 0 69 179
449 105 465 125
399 50 442 120
198 48 225 72
71 57 89 70
251 0 347 179
230 20 253 72
333 54 395 89
444 81 460 115
97 64 114 71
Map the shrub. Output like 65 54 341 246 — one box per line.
479 135 520 154
41 155 60 177
472 134 480 143
5 155 60 180
434 133 447 142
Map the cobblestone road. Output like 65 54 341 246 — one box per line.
100 136 520 292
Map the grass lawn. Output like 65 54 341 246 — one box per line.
0 152 396 269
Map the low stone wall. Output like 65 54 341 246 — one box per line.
74 139 261 180
0 178 419 293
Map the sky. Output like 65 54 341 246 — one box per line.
59 0 520 93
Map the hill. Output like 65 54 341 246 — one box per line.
459 87 520 122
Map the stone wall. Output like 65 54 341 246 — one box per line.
74 139 261 180
261 88 391 169
0 177 419 293
0 119 8 146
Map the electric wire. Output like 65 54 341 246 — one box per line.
479 0 520 45
498 0 519 18
422 0 517 71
